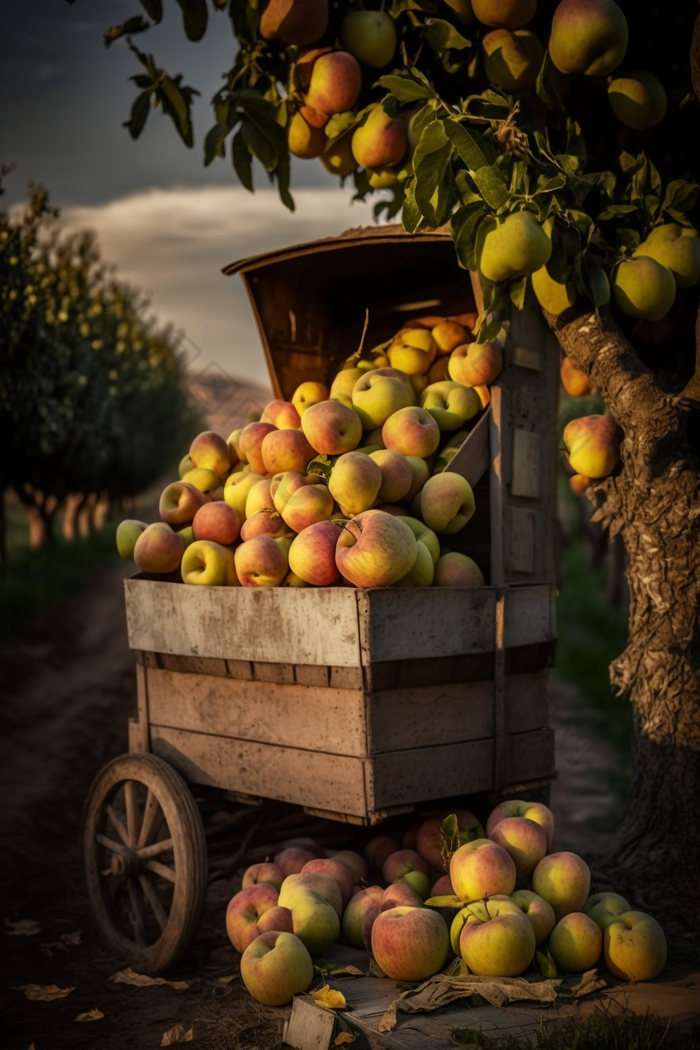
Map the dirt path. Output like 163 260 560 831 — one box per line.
1 553 620 1050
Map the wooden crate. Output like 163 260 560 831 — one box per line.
125 580 556 824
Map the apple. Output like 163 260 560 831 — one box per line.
259 0 328 47
240 509 290 542
301 399 363 455
532 265 577 317
240 930 314 1006
450 840 516 901
482 28 544 92
434 552 485 587
608 70 667 130
282 887 340 954
387 328 437 376
613 257 676 321
328 451 383 515
487 799 555 850
335 509 417 587
301 857 355 908
416 810 485 871
180 524 197 548
584 891 631 930
305 50 362 119
603 911 667 981
288 111 326 158
364 834 401 874
383 850 431 900
224 471 266 521
242 862 285 892
421 473 476 534
448 342 503 387
549 912 603 972
368 449 413 504
395 540 435 587
432 319 467 355
159 481 209 525
331 367 364 401
563 414 621 479
382 406 440 458
431 874 455 896
292 380 330 416
181 467 222 499
532 852 591 922
634 223 700 289
489 816 547 879
403 456 429 502
456 896 536 976
420 381 481 431
330 849 369 883
549 0 628 77
288 519 342 585
261 428 316 474
134 522 185 574
397 516 440 565
181 539 238 586
273 472 334 532
245 479 275 519
226 883 280 952
116 519 148 560
341 10 396 67
192 501 240 546
279 872 343 918
560 356 593 396
479 211 551 282
261 399 302 430
352 104 407 170
471 0 536 29
371 906 450 981
343 886 384 948
178 453 195 479
510 889 556 946
235 536 288 587
190 430 231 479
352 369 415 430
238 421 278 475
226 428 243 463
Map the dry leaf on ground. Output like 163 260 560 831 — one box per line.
61 931 82 946
160 1023 194 1045
110 968 189 990
18 984 75 1001
75 1008 104 1022
310 985 347 1010
211 974 237 987
334 1033 355 1046
5 918 41 936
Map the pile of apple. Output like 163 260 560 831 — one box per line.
225 800 667 1008
117 313 502 589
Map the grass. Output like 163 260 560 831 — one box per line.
451 1012 697 1050
0 495 119 642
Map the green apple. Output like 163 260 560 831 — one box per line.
341 10 397 68
116 519 148 560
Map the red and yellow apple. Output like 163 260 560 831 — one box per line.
532 852 591 922
288 519 342 585
335 509 417 587
371 906 450 981
134 522 185 574
450 839 517 901
240 930 314 1006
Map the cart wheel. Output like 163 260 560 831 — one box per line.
83 753 208 974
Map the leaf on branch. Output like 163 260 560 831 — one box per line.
509 274 528 311
159 76 197 147
325 111 359 140
535 51 564 110
139 0 163 21
174 0 208 41
439 814 461 870
377 73 435 102
204 123 229 166
412 121 454 226
661 179 698 221
470 165 509 210
231 130 254 191
275 152 295 212
444 120 494 171
452 202 486 270
420 18 472 55
123 90 153 140
104 16 152 49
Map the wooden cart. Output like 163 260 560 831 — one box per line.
83 225 560 973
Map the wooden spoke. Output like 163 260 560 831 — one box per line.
124 780 139 847
106 804 130 846
138 838 174 861
137 872 168 932
128 878 147 948
96 832 126 856
137 788 163 849
145 859 176 883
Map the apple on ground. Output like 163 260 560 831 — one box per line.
279 871 343 918
117 519 148 560
192 501 240 546
382 849 431 900
490 816 547 879
242 862 285 892
456 896 536 976
182 539 238 586
240 930 314 1006
364 834 401 874
450 839 517 901
510 889 556 946
301 857 355 909
190 430 231 479
532 852 591 922
549 911 603 972
584 891 631 930
134 522 185 574
279 886 340 954
329 849 369 883
416 809 484 871
342 885 384 948
487 799 555 850
372 906 450 981
603 911 667 981
335 509 417 587
226 883 280 952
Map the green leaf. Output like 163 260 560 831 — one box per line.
231 130 253 192
584 260 611 307
389 0 437 15
238 95 285 172
439 814 461 870
139 0 163 21
402 180 424 234
104 16 151 48
470 165 509 210
535 947 558 979
420 18 472 54
174 0 208 41
509 275 528 310
204 123 229 166
123 90 152 139
275 152 295 212
452 202 486 270
661 179 698 218
597 203 637 221
412 121 453 226
325 111 358 140
242 117 278 171
377 74 435 102
159 76 194 147
535 51 564 110
444 120 493 171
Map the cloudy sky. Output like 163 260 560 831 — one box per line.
1 0 379 385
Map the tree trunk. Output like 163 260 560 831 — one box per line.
63 493 84 541
546 306 700 936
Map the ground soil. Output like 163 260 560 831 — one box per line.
0 554 621 1050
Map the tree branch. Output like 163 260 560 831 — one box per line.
543 306 678 435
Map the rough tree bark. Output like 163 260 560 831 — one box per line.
545 304 700 936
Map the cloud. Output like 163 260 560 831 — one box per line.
63 185 381 386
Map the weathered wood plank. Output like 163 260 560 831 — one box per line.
505 585 556 647
150 727 369 816
254 661 295 684
294 664 329 687
131 663 150 752
124 579 363 666
158 653 229 677
146 669 367 756
447 406 491 490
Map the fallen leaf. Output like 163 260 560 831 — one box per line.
535 947 558 979
310 985 347 1010
211 974 237 987
5 918 41 936
18 984 75 1001
110 968 189 990
334 1034 355 1046
160 1023 194 1045
61 931 82 946
75 1008 104 1022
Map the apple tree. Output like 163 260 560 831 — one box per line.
76 0 700 933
